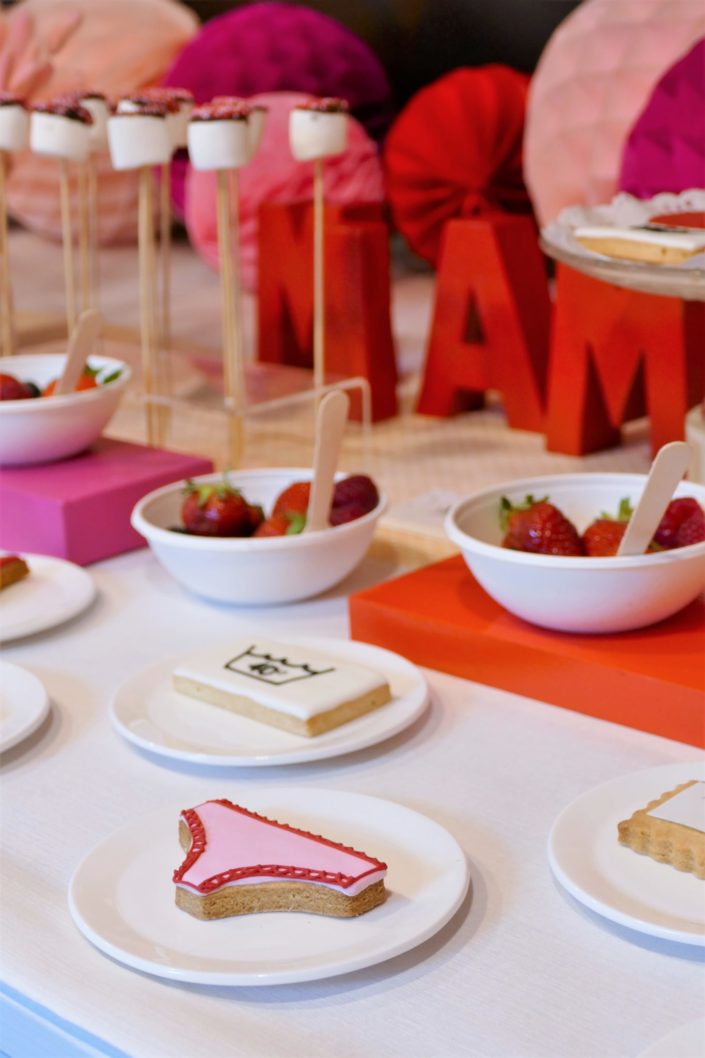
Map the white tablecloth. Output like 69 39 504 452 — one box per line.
1 548 702 1058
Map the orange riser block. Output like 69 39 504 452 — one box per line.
349 555 705 748
416 214 550 432
257 201 397 422
546 265 705 456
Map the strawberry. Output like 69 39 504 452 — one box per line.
272 481 310 516
582 498 633 557
330 502 370 526
333 475 379 513
253 511 306 537
500 495 583 556
181 479 255 537
654 498 704 549
0 372 34 400
43 372 98 396
675 507 705 548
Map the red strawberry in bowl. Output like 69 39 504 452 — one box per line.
0 372 34 401
333 475 379 514
582 498 633 557
675 506 705 548
181 479 257 537
254 511 306 537
272 481 310 516
500 495 583 556
654 498 704 549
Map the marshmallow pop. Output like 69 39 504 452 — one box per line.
108 98 174 445
188 100 256 463
288 98 350 394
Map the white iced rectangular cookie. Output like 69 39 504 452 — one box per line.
574 225 705 264
647 781 705 834
172 640 392 737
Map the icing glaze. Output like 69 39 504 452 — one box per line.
648 781 705 834
173 800 387 897
173 640 387 720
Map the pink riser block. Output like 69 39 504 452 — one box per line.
0 438 213 566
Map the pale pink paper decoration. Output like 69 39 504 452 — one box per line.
524 0 705 225
4 0 197 245
184 90 385 292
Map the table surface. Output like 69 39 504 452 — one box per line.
1 546 703 1058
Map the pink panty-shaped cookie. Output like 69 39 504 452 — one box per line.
173 799 388 919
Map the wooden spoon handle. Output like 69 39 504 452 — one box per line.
306 390 350 533
55 308 102 396
617 441 692 556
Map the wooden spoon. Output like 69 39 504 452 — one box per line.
54 308 102 396
305 390 350 532
617 441 692 556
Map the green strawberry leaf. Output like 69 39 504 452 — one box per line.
285 512 306 535
100 368 123 385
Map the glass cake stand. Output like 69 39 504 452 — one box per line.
540 234 705 301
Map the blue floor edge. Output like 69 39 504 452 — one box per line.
0 981 133 1058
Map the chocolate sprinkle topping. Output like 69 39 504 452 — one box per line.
34 99 93 124
296 97 349 114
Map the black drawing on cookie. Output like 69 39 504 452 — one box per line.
224 646 335 686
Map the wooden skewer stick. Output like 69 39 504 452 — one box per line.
59 159 77 333
159 161 172 349
0 149 15 357
138 166 159 446
87 155 100 314
216 168 245 467
78 161 91 312
312 156 325 396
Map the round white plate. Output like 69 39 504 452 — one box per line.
68 787 469 986
639 1018 705 1058
548 762 705 947
110 637 429 767
0 553 95 642
0 661 50 753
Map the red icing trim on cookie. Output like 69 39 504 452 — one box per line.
172 799 387 894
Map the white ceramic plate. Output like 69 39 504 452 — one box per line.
548 763 705 947
0 661 50 753
110 637 429 767
68 787 469 985
0 554 95 642
639 1018 705 1058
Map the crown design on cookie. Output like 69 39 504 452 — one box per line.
173 800 387 895
223 645 335 686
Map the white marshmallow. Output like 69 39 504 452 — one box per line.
247 106 267 156
187 117 251 171
30 110 91 162
79 96 110 152
107 113 173 170
0 103 29 152
289 108 347 162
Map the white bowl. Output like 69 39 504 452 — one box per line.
0 353 131 466
445 473 705 634
131 468 386 606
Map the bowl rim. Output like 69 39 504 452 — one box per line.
131 467 386 549
445 472 705 569
0 353 131 411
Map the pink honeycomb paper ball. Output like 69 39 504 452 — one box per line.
524 0 705 225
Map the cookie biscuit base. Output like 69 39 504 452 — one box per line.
172 673 391 737
617 780 705 879
575 235 697 265
0 556 29 591
175 821 387 918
